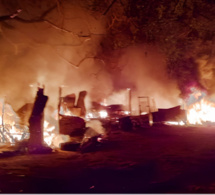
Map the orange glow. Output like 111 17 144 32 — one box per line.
164 121 185 126
187 98 215 125
98 110 108 118
43 120 56 147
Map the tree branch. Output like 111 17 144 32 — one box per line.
14 4 57 23
103 0 117 15
0 9 22 21
0 24 19 54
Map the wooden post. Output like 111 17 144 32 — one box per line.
127 88 131 115
58 86 62 133
1 99 5 142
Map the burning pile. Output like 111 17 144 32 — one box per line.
0 87 107 154
0 89 65 150
186 87 215 125
0 99 29 144
2 84 215 154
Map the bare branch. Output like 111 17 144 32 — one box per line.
0 24 19 54
107 14 118 30
0 9 22 21
89 58 106 80
44 19 105 39
53 52 103 69
14 4 57 23
103 0 117 15
55 0 65 28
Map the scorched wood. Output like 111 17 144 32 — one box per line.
16 103 34 126
76 91 87 117
59 115 86 138
152 106 187 123
28 87 48 152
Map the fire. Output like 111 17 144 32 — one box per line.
98 110 108 118
187 98 215 125
164 121 185 126
59 106 74 116
42 119 70 149
185 87 215 125
0 97 59 147
43 120 56 147
0 120 29 144
0 99 29 144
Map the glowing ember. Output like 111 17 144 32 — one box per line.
59 106 73 116
140 112 148 115
98 110 108 118
86 110 109 119
100 99 107 106
86 112 94 119
164 121 185 126
123 111 130 115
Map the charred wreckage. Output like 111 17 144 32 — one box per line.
0 85 208 156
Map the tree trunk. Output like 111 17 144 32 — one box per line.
28 87 48 151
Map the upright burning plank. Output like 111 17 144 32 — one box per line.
28 87 49 153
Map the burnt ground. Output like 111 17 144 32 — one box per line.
1 125 215 193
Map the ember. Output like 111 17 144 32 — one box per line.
98 110 108 118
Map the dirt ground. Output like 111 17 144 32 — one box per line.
1 124 215 193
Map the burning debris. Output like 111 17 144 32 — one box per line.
58 88 87 140
58 88 108 152
152 106 187 125
186 87 215 125
1 82 215 157
87 102 128 119
60 120 107 153
0 99 29 144
0 86 109 154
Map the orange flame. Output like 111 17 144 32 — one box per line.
187 98 215 125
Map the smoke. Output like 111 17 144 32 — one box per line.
0 0 182 113
0 1 107 111
52 134 70 148
104 45 182 111
196 54 215 95
85 120 106 137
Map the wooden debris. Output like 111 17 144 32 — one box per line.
16 103 34 126
76 91 87 117
62 93 76 112
60 141 80 151
152 106 187 123
59 115 86 137
119 116 133 131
